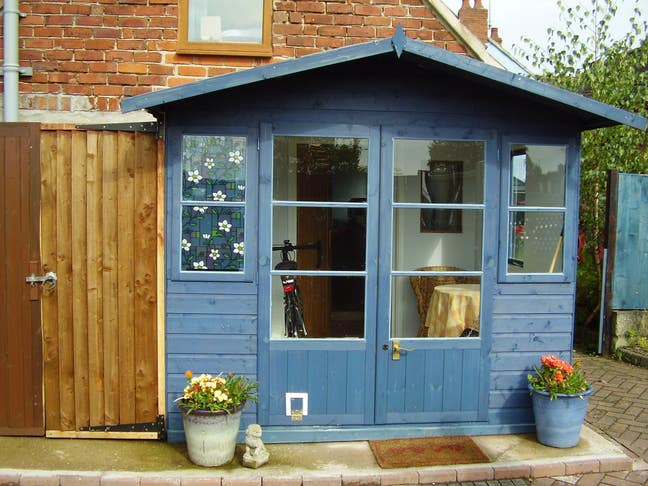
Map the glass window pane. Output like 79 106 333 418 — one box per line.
273 136 368 202
181 205 245 271
182 135 247 202
392 208 483 271
188 0 263 43
508 211 564 273
271 276 365 339
393 139 484 204
510 144 566 207
272 206 366 271
392 276 481 338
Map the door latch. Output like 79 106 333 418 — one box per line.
392 340 414 360
25 271 58 291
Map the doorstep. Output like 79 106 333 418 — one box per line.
0 426 633 485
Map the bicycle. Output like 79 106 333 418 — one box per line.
272 239 321 338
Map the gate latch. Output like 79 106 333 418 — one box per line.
25 271 57 291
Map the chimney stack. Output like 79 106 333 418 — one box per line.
490 27 502 45
458 0 488 45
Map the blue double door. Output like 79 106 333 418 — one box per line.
259 123 494 430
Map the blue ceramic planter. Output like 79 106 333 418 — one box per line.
529 385 593 448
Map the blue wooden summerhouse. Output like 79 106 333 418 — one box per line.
123 29 646 443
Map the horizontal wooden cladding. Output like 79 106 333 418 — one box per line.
41 128 161 434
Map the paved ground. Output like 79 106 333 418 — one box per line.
0 353 645 485
437 354 648 486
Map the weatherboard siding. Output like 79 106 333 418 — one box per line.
166 287 259 441
488 283 575 426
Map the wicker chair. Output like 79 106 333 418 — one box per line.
409 266 480 337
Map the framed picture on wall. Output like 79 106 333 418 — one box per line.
419 161 463 233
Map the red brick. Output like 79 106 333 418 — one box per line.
149 64 174 75
332 15 363 26
107 74 139 86
75 51 105 62
326 4 353 14
134 52 162 63
118 63 147 74
63 84 92 95
318 26 346 37
77 73 108 84
295 2 325 13
346 26 375 38
286 36 315 47
354 5 382 16
106 51 134 62
22 15 46 26
177 66 207 77
409 6 436 18
94 85 125 96
384 6 408 17
45 50 74 61
137 75 167 86
62 4 92 15
316 37 344 49
364 16 391 26
275 24 303 35
75 17 105 27
275 1 297 12
89 62 118 73
303 25 318 35
304 14 334 25
59 61 89 73
46 15 74 26
93 28 121 38
84 39 116 50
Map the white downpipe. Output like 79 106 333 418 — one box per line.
3 0 20 122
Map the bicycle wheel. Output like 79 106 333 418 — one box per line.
292 284 307 337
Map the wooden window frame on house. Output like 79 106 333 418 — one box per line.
177 0 273 57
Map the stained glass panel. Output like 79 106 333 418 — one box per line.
181 135 247 272
181 205 245 271
182 135 246 203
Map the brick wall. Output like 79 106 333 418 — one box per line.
3 0 469 114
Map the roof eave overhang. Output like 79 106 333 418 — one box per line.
122 27 647 132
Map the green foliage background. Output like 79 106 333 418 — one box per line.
517 0 648 349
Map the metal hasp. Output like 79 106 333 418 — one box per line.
80 415 167 440
25 271 57 290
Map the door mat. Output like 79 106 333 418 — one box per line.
369 435 491 469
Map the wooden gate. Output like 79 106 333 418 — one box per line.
40 125 164 438
0 123 43 436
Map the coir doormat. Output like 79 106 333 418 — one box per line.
369 435 491 469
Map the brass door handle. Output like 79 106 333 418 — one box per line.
392 340 414 360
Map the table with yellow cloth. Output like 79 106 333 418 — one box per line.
425 284 481 337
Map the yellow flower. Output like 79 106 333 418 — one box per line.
185 370 193 380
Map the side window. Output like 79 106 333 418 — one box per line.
180 134 248 276
504 143 568 278
177 0 272 57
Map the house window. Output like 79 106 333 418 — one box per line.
505 143 567 277
181 135 247 273
177 0 272 57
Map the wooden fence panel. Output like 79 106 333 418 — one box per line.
41 127 161 437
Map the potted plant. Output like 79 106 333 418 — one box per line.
527 354 592 448
176 370 258 466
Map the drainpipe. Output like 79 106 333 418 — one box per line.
3 0 20 122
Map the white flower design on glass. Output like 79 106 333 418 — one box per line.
233 242 244 255
203 233 211 240
209 249 220 260
192 260 206 270
181 239 191 251
228 150 244 164
237 184 246 191
213 191 226 201
204 157 215 169
186 169 202 183
218 220 232 232
193 206 208 213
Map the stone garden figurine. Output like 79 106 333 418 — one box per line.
242 423 269 468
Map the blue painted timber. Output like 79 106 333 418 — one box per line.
140 29 647 443
612 173 648 309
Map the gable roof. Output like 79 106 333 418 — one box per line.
122 27 646 131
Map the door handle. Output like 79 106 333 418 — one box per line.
392 340 414 360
